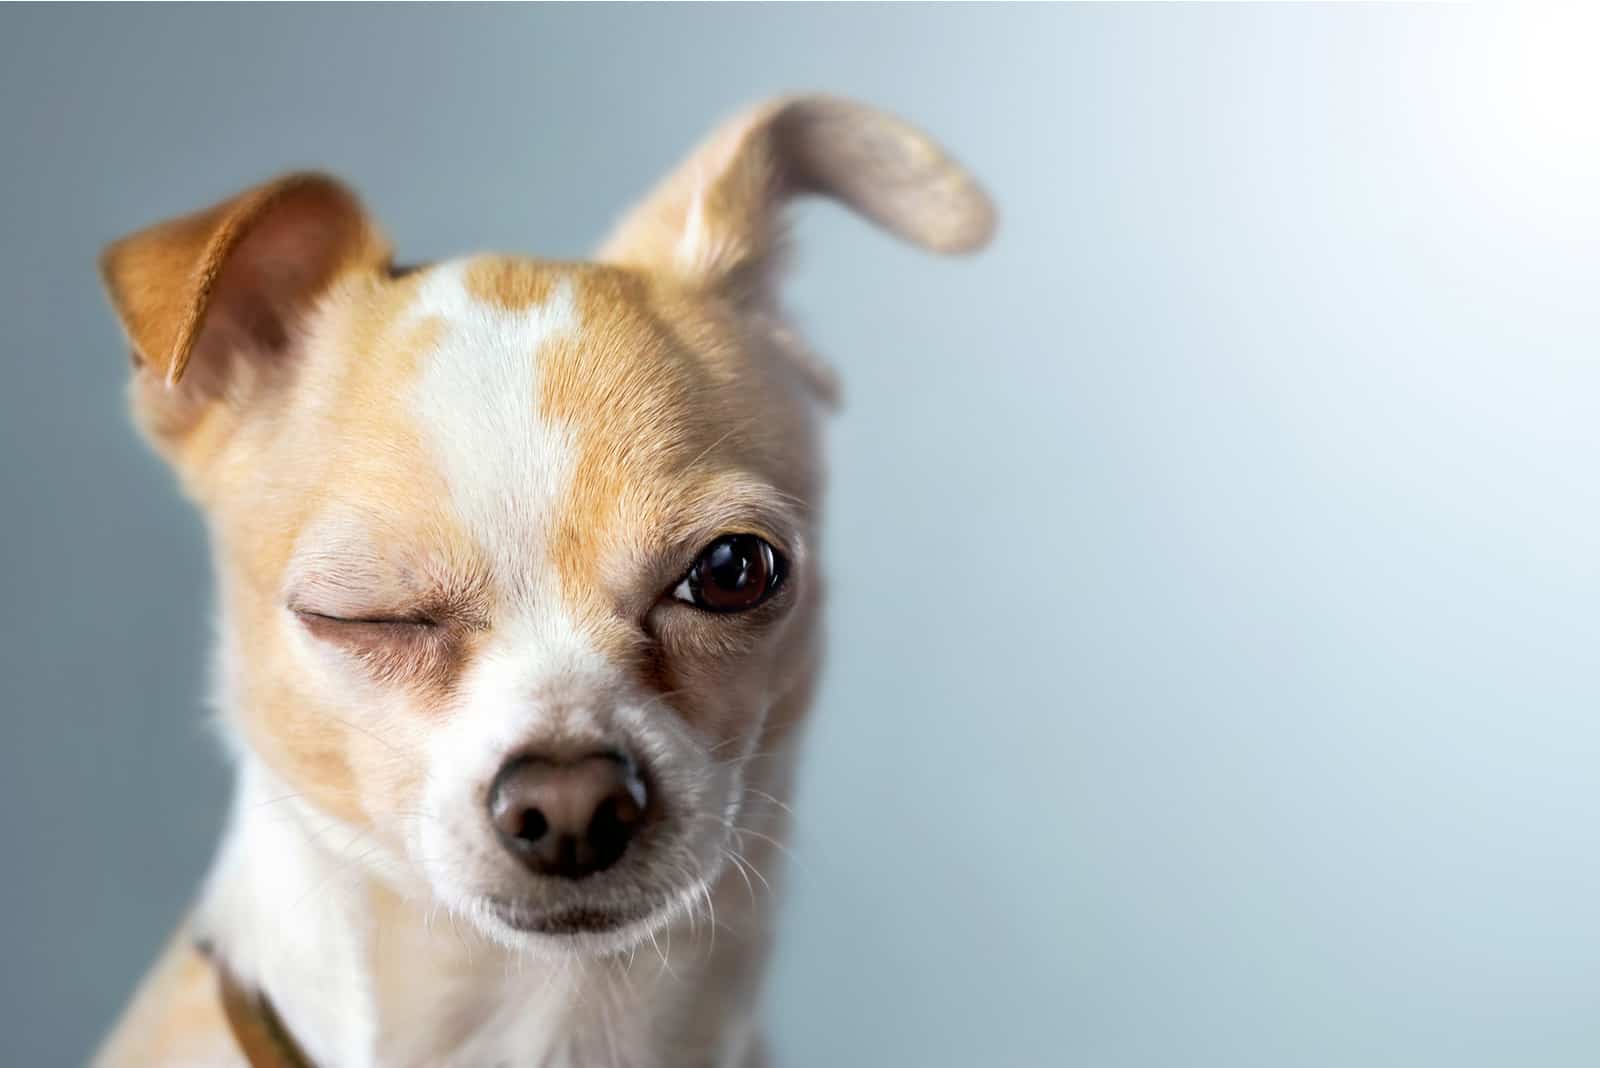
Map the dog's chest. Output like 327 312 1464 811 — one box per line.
367 914 659 1068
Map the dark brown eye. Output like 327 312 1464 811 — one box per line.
673 534 786 614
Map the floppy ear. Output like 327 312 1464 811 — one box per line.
597 94 995 299
100 173 388 439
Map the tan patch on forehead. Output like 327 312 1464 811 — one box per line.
462 256 562 311
210 270 444 574
526 262 827 749
532 270 719 651
525 263 817 655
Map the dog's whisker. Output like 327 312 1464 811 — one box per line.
724 843 775 899
740 787 794 817
646 924 676 983
315 710 408 756
728 824 802 870
696 869 720 955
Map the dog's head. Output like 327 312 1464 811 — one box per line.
101 96 991 954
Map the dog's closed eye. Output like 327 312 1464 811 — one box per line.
296 608 436 630
289 604 471 690
292 607 443 653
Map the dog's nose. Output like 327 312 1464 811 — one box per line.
487 752 648 879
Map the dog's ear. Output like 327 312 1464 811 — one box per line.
597 94 995 301
100 173 388 441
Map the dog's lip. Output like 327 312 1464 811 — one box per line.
485 897 646 935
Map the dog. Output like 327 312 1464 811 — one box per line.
92 94 992 1068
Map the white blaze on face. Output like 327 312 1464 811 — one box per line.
406 260 614 904
410 259 579 584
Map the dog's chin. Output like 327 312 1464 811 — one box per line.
469 894 678 958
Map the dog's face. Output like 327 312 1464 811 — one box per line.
101 96 990 955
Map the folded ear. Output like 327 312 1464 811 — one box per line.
597 94 995 298
100 173 388 412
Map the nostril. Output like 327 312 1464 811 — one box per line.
595 796 623 832
588 795 635 856
488 751 650 879
516 807 549 844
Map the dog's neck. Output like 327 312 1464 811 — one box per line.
194 756 780 1068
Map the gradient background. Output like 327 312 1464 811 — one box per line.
3 6 1597 1066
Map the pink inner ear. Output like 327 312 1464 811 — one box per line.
168 180 383 394
194 186 374 371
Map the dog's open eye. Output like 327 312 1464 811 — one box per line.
672 534 786 614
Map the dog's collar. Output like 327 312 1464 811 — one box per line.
198 942 318 1068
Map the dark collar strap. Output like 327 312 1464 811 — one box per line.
200 942 319 1068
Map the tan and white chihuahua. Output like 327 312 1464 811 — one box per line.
93 95 992 1068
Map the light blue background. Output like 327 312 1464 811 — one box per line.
2 6 1596 1065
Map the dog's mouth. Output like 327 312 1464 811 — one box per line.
485 897 650 936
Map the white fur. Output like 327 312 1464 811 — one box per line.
198 760 379 1068
410 258 580 586
197 758 708 1068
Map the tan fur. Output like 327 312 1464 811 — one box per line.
95 931 238 1068
93 94 992 1066
100 175 388 388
